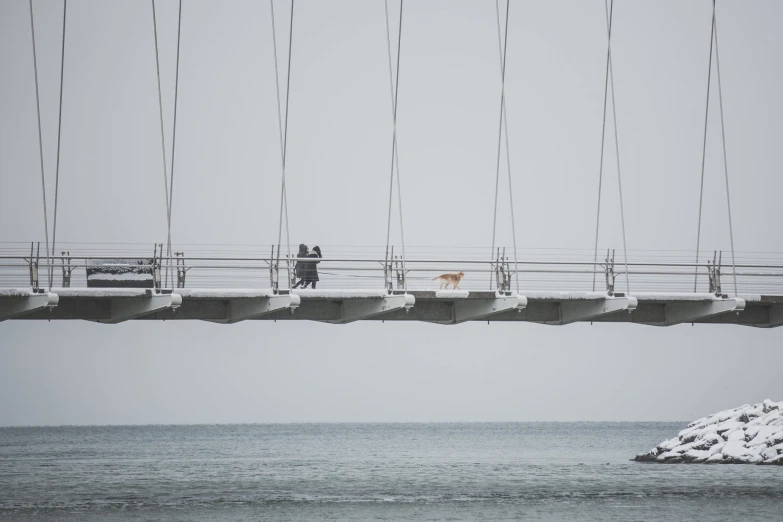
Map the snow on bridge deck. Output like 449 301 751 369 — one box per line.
1 287 781 327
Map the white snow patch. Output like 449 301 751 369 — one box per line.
748 426 777 446
683 449 710 462
715 420 745 434
55 288 152 298
706 452 725 463
726 429 746 442
435 290 470 298
292 289 390 299
722 441 751 459
768 454 783 465
0 289 38 297
658 437 681 451
523 291 607 301
87 273 153 281
178 289 276 299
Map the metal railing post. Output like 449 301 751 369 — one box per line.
604 249 616 296
707 250 722 296
60 250 73 288
152 243 162 293
175 252 186 288
29 242 40 292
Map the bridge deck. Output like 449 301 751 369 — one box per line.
2 288 781 327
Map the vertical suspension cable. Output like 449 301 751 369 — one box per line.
166 0 183 289
395 138 407 292
494 0 518 294
384 0 406 292
28 0 51 290
49 0 67 290
282 0 294 264
592 0 614 292
489 0 510 291
151 0 172 287
712 3 738 295
271 0 285 276
693 0 716 292
604 0 630 294
272 0 294 286
383 0 395 276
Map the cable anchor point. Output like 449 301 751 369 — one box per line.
604 249 617 296
707 250 723 297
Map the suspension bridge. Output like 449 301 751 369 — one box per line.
1 1 781 327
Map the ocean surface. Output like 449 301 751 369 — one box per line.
1 423 782 521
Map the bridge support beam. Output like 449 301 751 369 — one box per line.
558 296 637 325
331 294 415 324
217 294 300 324
100 293 182 324
767 305 783 328
662 297 745 326
452 294 527 324
0 292 59 321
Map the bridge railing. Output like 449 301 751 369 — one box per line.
2 243 783 296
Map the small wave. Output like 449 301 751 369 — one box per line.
3 488 783 513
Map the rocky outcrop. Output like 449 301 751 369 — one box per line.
635 400 783 465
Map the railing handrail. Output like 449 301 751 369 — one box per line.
2 254 783 270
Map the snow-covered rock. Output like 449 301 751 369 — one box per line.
635 400 783 465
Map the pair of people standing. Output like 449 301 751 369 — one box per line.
293 244 322 289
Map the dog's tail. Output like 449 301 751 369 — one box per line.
431 276 440 281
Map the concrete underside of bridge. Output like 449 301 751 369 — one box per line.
1 288 782 327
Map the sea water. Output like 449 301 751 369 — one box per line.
1 423 781 521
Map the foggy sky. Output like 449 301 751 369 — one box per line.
1 0 781 426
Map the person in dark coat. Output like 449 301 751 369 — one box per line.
303 245 322 289
292 244 309 288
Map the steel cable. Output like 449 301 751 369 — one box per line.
494 0 519 294
489 0 510 291
592 0 614 292
272 0 294 287
27 0 51 291
693 0 716 292
383 0 395 275
151 0 173 288
384 0 407 292
166 0 183 289
712 2 738 295
604 0 630 294
50 0 67 290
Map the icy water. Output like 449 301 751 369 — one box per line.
1 423 782 521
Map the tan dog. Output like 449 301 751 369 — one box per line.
432 271 465 290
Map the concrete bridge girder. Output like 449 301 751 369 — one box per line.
751 304 783 328
0 292 59 321
214 294 300 324
1 288 782 327
556 296 638 325
769 305 783 327
660 297 745 326
99 293 182 324
452 294 527 324
328 294 416 324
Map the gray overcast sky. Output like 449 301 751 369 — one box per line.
1 0 781 426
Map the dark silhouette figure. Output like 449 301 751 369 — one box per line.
292 244 309 288
304 246 322 289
